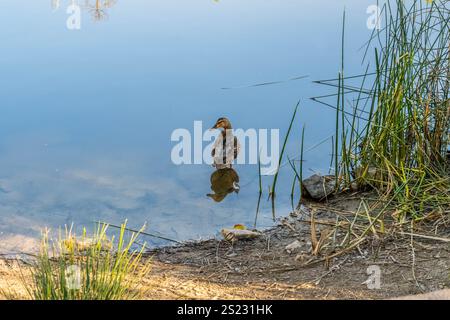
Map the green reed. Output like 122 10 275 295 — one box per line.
269 101 299 200
299 124 306 198
315 0 449 219
24 221 150 300
254 149 263 228
269 101 299 220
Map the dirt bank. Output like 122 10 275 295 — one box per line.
143 191 450 299
1 193 449 300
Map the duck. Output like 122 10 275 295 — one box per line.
210 117 240 169
207 168 240 202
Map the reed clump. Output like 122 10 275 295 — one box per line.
316 0 449 221
300 0 450 263
24 221 150 300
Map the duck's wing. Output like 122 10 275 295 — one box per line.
212 134 224 157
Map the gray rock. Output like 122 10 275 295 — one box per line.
301 174 336 200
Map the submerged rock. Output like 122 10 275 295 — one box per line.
301 174 336 200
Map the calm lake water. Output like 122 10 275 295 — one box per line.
0 0 378 252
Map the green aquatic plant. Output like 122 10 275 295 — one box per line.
24 221 150 300
314 0 449 219
269 101 299 219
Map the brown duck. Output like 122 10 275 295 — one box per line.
210 117 240 169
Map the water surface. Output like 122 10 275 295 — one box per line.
0 0 376 252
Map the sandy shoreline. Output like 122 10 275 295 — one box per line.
1 192 449 300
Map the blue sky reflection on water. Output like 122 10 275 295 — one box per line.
0 0 378 252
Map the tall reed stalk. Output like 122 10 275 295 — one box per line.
269 101 299 220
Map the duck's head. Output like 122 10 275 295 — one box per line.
211 117 232 130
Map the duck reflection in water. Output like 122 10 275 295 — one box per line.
207 168 240 202
84 0 117 21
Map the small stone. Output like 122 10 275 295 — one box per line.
295 253 308 263
285 240 302 254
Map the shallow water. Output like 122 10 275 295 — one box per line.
0 0 377 251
